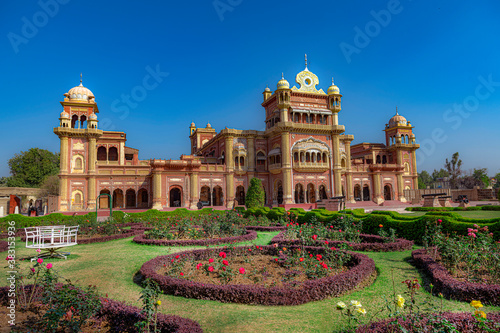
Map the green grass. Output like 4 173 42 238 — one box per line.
4 232 499 332
452 211 500 219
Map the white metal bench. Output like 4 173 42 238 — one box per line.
25 225 79 260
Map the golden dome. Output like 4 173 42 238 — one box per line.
277 73 290 90
388 109 408 127
327 78 340 95
89 113 97 120
64 75 95 103
190 122 195 127
264 87 271 92
60 111 69 118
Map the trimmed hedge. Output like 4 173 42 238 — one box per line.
245 226 286 232
0 285 202 333
271 232 414 252
133 230 257 247
411 248 500 306
407 205 500 212
139 245 376 305
356 312 500 333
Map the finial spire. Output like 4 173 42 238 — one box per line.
396 106 399 115
79 73 83 86
281 72 284 79
305 54 308 70
332 77 334 85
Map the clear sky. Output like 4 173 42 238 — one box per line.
1 0 499 178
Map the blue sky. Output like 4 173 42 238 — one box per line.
1 0 499 178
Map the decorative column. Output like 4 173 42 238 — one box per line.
152 171 162 210
225 136 235 208
411 150 418 189
332 135 342 196
373 172 383 204
59 136 69 211
396 149 406 202
247 136 255 179
345 140 355 203
87 137 97 209
189 172 199 209
281 131 293 204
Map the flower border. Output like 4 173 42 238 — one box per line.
271 232 414 252
0 285 202 333
411 248 500 306
0 240 8 252
133 230 258 247
139 245 376 306
245 226 287 232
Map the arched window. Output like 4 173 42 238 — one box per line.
306 152 310 162
376 155 381 164
80 115 87 129
404 162 410 175
257 152 265 166
74 192 82 204
71 115 78 128
235 156 239 167
382 155 387 164
341 158 346 168
323 152 327 163
75 157 83 169
108 147 118 161
240 156 244 166
97 147 107 161
294 152 298 162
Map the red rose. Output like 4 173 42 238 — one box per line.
180 272 184 276
219 252 226 258
175 255 180 259
299 258 304 262
209 258 214 263
208 266 214 272
312 235 318 240
222 260 229 266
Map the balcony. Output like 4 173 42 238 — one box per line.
268 163 282 174
293 161 329 173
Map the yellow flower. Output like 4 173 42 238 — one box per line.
475 310 486 319
470 300 483 309
397 295 405 308
356 308 367 315
336 301 346 310
350 300 362 308
156 300 161 306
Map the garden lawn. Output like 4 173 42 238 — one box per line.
4 232 499 333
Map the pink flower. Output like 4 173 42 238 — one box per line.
46 263 53 269
437 219 442 223
180 272 184 276
219 251 226 258
196 263 202 270
175 255 180 259
6 256 13 261
208 266 214 272
209 258 214 263
324 240 329 245
31 268 35 273
37 258 43 264
239 267 245 274
272 243 278 248
340 216 343 219
312 235 318 240
222 260 229 266
36 249 41 253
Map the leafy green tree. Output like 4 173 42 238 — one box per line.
472 168 490 188
418 171 432 189
40 174 60 196
7 148 59 188
245 177 265 209
494 173 500 189
431 168 449 181
445 152 462 189
0 177 9 187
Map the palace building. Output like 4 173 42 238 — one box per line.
54 59 420 212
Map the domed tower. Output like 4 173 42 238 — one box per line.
276 73 291 121
263 86 272 102
54 75 103 211
327 78 342 125
384 108 420 199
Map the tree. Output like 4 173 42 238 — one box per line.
245 177 265 209
418 171 433 189
7 148 60 188
445 152 462 189
0 177 9 187
431 168 449 181
472 168 490 188
494 173 500 189
40 174 60 197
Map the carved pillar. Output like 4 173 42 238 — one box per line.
152 171 162 210
281 131 293 204
332 135 342 196
225 136 235 208
396 149 406 202
345 140 355 203
373 172 383 205
189 173 199 209
411 150 418 189
247 136 255 179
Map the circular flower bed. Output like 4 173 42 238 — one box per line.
139 245 376 305
412 248 500 306
0 285 202 332
272 232 413 252
133 229 257 246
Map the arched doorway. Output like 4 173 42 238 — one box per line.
307 183 315 203
137 188 148 208
97 146 107 161
384 185 392 200
362 185 370 201
99 189 110 209
236 185 245 205
319 185 327 200
170 187 182 207
212 186 223 206
277 182 283 205
200 186 211 206
295 183 304 203
354 185 361 201
126 189 136 208
113 189 124 208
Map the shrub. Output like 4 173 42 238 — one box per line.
245 177 265 209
